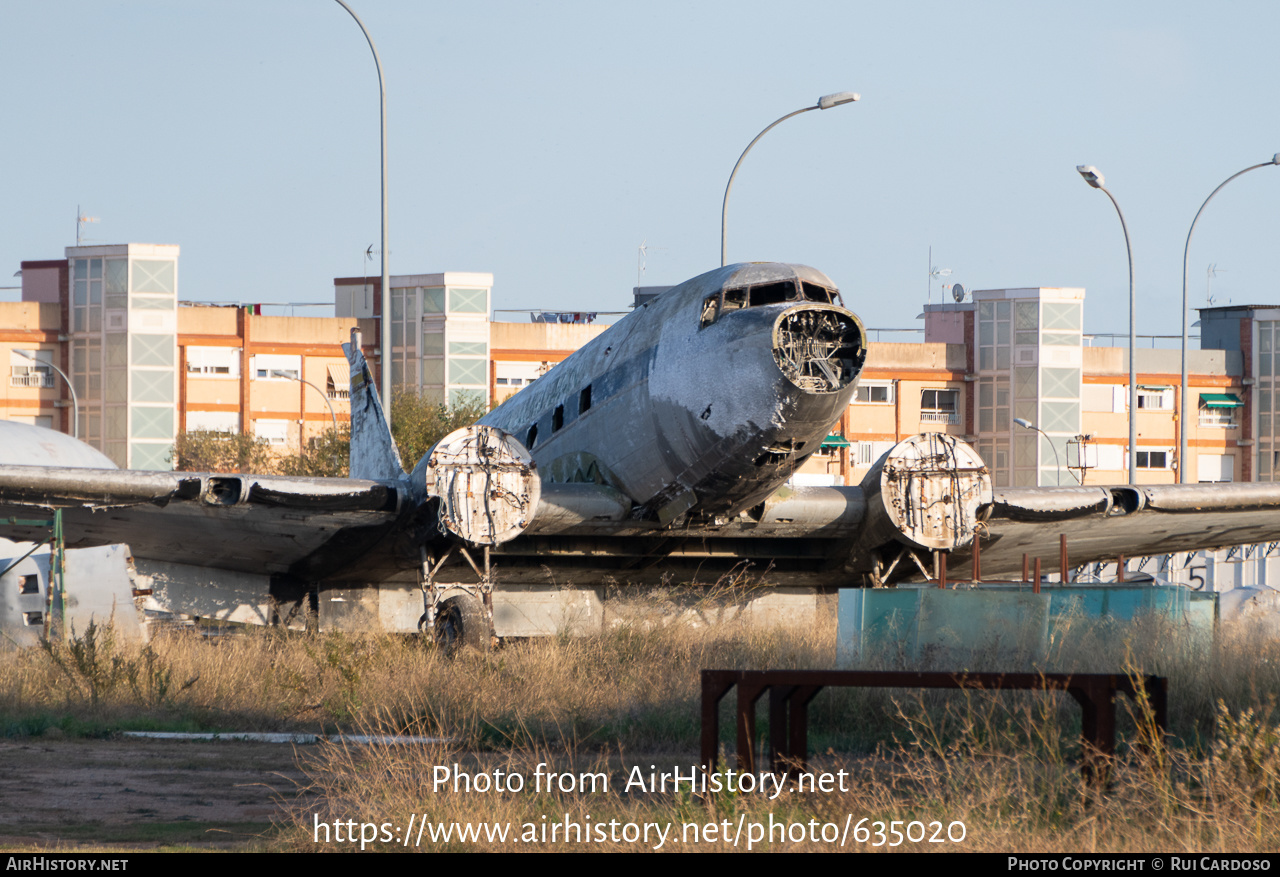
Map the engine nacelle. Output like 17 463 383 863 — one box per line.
844 433 992 578
426 426 540 546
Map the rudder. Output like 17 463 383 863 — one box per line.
342 328 406 481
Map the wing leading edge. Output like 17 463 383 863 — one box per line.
0 466 403 577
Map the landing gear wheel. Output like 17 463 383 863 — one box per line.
433 595 489 655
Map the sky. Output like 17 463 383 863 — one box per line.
4 1 1280 337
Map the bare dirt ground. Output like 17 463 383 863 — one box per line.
0 737 307 850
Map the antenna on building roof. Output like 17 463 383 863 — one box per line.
927 245 951 305
951 283 966 303
637 239 668 289
1206 263 1225 307
75 205 99 246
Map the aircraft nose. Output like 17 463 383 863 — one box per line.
772 305 866 394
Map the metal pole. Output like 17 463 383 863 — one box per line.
720 92 858 267
1014 418 1062 485
273 371 339 434
1079 173 1136 484
334 1 391 420
15 349 77 439
1180 156 1280 483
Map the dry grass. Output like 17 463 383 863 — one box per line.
5 589 1280 851
0 588 831 746
274 686 1280 852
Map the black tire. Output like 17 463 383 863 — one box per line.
433 595 489 654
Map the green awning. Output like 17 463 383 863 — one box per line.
820 434 851 449
1200 393 1243 408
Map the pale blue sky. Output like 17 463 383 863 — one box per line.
4 1 1279 336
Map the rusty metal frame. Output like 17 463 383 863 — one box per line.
700 669 1167 788
417 543 498 642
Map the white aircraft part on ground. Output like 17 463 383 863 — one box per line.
0 422 142 647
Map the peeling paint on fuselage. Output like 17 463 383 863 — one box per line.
479 263 864 521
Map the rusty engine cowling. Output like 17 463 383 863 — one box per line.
426 426 541 546
843 433 992 581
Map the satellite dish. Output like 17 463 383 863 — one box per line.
951 283 966 303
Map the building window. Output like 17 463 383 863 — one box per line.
187 411 240 433
254 419 290 446
250 354 301 381
1136 450 1170 469
1198 394 1241 428
815 434 849 458
853 381 894 404
854 440 894 466
325 365 350 400
1136 387 1173 410
186 346 239 378
920 389 960 424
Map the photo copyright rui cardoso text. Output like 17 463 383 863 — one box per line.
310 762 969 850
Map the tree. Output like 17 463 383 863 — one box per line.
390 390 490 466
169 429 277 474
169 392 488 477
278 426 350 478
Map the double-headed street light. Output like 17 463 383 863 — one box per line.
1178 154 1280 483
720 92 859 267
1077 165 1137 484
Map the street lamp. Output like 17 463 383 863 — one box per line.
720 92 859 267
270 370 339 435
1178 154 1280 483
1014 417 1062 486
1077 165 1137 484
334 1 391 420
15 349 77 439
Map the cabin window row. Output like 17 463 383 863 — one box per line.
525 384 593 450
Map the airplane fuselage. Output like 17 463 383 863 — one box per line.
469 263 867 524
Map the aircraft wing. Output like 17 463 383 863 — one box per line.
0 465 404 578
954 482 1280 579
496 435 1280 587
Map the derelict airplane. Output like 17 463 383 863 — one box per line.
2 261 1280 645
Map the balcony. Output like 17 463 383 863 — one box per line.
1198 410 1238 429
9 372 54 389
920 410 960 425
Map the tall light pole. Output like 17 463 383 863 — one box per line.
334 1 391 419
15 349 77 439
1179 154 1280 483
720 92 859 267
1077 165 1137 484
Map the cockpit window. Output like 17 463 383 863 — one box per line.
700 280 843 328
747 282 794 306
801 282 842 306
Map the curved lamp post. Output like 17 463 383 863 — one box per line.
334 0 391 419
1077 165 1136 484
720 92 859 267
15 349 77 439
1179 154 1280 483
271 370 339 436
1014 417 1062 486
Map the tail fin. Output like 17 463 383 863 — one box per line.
342 328 406 481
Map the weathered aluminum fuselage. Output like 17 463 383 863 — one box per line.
474 263 867 523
